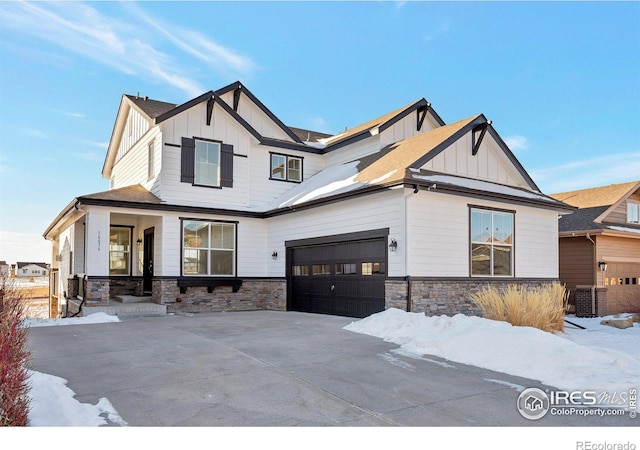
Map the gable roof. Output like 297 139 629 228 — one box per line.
268 114 570 213
318 98 444 150
550 181 640 208
17 262 48 269
125 95 176 119
551 181 640 236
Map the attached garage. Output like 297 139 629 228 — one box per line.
286 229 388 318
604 262 640 314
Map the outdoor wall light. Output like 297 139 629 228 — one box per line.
389 238 398 252
272 251 278 260
136 238 142 244
598 261 608 272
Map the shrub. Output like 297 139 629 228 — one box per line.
469 283 567 333
0 278 31 426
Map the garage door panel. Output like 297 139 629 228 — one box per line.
289 237 386 318
604 262 640 314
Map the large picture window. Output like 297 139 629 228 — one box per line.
195 140 221 186
109 226 131 275
183 220 236 276
470 208 514 276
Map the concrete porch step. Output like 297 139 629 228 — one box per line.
68 298 166 318
115 295 153 304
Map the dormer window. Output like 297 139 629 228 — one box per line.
270 153 302 182
628 202 639 224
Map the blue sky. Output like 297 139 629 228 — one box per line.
0 1 639 264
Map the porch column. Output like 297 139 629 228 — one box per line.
85 209 110 277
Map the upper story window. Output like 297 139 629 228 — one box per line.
627 202 639 224
195 140 221 187
270 153 302 182
148 140 155 179
470 207 514 277
180 137 233 188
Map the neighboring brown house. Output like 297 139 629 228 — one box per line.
551 181 640 316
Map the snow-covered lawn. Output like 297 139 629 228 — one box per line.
344 309 640 394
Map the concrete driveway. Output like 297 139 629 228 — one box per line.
27 311 631 426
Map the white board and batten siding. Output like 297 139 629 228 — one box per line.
160 102 251 208
266 189 406 277
116 106 151 164
406 191 559 278
421 133 531 189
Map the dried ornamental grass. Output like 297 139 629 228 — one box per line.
469 283 567 332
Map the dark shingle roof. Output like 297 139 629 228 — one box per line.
125 95 177 119
557 206 609 233
80 184 162 205
288 127 333 143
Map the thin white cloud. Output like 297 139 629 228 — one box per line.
504 135 529 151
531 151 640 194
0 2 255 98
21 128 47 138
73 152 103 162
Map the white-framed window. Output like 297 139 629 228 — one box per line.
148 140 155 179
627 202 639 224
470 207 514 276
109 226 131 275
270 153 302 182
182 220 236 276
195 140 221 187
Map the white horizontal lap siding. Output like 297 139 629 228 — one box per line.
515 208 559 278
248 147 324 209
407 192 470 277
407 192 559 278
111 127 161 190
266 189 405 277
117 107 150 162
158 104 250 207
158 212 267 277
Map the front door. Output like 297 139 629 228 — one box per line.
143 227 154 294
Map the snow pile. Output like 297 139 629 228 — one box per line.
28 371 127 426
25 312 120 328
344 308 640 393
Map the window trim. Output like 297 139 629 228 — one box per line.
627 201 640 224
180 218 238 277
109 225 133 276
269 152 303 183
147 139 155 180
194 138 223 188
469 206 515 277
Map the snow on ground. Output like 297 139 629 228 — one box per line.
344 308 640 394
25 311 120 328
22 310 640 429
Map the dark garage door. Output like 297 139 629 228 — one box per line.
288 237 387 318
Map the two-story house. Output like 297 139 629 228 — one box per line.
551 181 640 316
44 81 572 318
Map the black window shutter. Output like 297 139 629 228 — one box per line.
181 137 195 183
220 143 234 187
